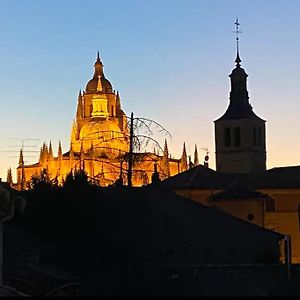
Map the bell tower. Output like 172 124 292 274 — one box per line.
214 20 266 174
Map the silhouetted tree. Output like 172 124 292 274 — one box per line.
29 168 57 191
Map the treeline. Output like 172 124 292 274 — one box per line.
13 170 136 274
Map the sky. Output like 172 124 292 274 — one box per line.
0 0 300 181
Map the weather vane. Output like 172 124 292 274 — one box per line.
234 18 242 50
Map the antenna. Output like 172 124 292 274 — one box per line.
1 137 40 165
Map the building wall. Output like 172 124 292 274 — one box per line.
175 189 220 206
265 212 300 263
258 189 300 212
174 187 300 263
211 200 265 227
215 118 266 174
18 154 182 188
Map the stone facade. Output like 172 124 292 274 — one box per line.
16 54 188 188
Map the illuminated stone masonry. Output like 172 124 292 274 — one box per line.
16 53 194 189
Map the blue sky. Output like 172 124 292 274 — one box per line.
0 0 300 181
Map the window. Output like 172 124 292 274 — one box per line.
266 198 275 212
234 127 241 147
224 128 231 147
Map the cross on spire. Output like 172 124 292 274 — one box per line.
234 18 242 66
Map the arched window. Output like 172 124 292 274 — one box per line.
224 128 231 147
234 127 241 147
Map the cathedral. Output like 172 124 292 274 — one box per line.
16 53 192 189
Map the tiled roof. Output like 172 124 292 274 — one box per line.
161 165 300 190
209 181 272 201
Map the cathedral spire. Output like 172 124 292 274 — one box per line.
116 90 120 104
76 90 83 119
162 139 170 177
58 141 62 159
93 51 103 78
96 51 101 63
163 139 169 158
18 148 24 167
48 141 53 159
194 144 199 166
42 142 48 159
7 168 13 186
18 148 26 190
39 146 43 162
180 142 188 172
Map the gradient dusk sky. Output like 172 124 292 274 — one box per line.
0 0 299 181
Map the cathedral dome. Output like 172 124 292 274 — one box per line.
85 76 113 94
85 52 114 94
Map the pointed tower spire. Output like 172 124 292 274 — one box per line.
48 141 53 159
6 168 13 186
18 149 26 190
58 141 62 160
116 90 120 104
18 148 24 166
93 51 104 78
39 146 43 162
161 139 170 178
180 142 188 172
194 144 199 166
164 139 169 157
116 91 121 118
43 142 49 160
217 18 252 119
76 90 83 120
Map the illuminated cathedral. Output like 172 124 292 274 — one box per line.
16 53 196 189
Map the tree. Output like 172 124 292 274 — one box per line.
29 168 57 191
126 112 171 187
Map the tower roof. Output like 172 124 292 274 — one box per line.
85 52 113 94
209 181 272 201
215 20 264 122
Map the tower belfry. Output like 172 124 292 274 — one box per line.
214 20 266 174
